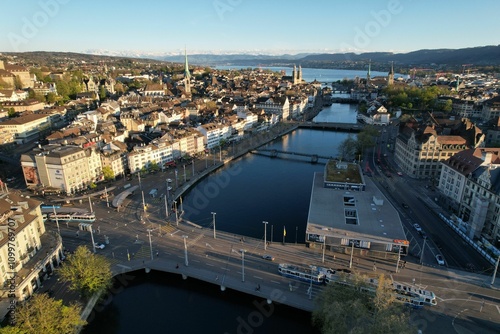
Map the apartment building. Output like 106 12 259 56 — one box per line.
394 117 484 180
439 148 500 245
0 190 63 301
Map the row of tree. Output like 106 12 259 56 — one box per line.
337 125 379 162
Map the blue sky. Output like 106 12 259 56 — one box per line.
2 0 499 55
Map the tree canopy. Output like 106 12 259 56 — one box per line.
58 245 112 299
313 272 415 334
0 293 85 334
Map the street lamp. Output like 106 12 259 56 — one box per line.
263 221 268 250
233 248 246 282
182 235 189 266
147 229 153 260
174 201 179 226
211 212 216 239
205 153 208 169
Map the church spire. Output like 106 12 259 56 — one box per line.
184 47 191 79
388 61 394 86
184 47 191 94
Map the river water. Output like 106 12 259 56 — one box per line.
84 70 359 334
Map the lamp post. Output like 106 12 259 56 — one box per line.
205 153 208 169
322 236 326 264
182 235 188 266
395 244 402 273
263 221 268 250
420 237 427 264
183 165 186 183
174 201 179 226
175 170 178 189
147 229 153 260
233 248 246 282
52 206 60 236
164 194 169 219
349 241 354 269
219 146 222 161
491 255 500 285
211 212 216 239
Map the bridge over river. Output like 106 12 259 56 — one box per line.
251 148 336 163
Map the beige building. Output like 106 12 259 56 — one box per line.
0 190 63 302
394 117 484 180
439 148 500 245
21 145 103 194
0 113 52 144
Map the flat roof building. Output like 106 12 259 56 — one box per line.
306 160 408 259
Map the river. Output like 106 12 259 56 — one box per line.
83 71 359 334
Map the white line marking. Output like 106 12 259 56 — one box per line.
206 263 215 266
271 280 281 284
192 259 200 263
496 305 500 314
253 276 263 280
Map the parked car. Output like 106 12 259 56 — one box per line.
94 243 105 250
402 202 409 209
413 223 422 232
435 254 445 265
262 254 275 261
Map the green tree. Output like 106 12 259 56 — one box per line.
313 272 416 334
58 245 112 299
7 108 16 118
13 76 23 90
99 85 107 100
102 166 115 181
149 161 159 172
442 99 453 112
46 92 58 104
0 293 85 334
338 135 358 161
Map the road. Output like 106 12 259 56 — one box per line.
368 124 493 273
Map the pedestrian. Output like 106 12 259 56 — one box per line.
156 251 159 257
176 264 179 269
76 231 79 237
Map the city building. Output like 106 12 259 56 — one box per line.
20 145 103 194
0 189 63 302
394 116 484 180
438 148 500 245
306 160 408 259
0 113 52 144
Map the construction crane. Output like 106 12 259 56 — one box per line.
462 64 473 75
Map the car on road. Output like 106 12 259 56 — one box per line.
402 202 409 209
166 178 172 183
262 254 275 261
397 171 403 176
435 254 445 265
94 243 105 250
413 223 422 232
167 186 172 191
419 230 427 239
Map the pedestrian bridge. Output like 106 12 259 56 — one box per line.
251 149 335 163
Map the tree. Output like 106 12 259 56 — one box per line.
338 135 358 161
149 161 159 172
313 272 416 334
58 245 112 299
0 293 85 334
46 92 58 104
102 166 115 181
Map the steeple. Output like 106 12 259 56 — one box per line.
184 47 191 95
388 61 394 86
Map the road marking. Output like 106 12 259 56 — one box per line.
253 276 263 280
192 259 200 263
206 263 215 266
171 230 181 235
271 280 281 284
496 305 500 314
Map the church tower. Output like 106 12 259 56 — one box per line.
184 47 191 95
297 65 302 83
388 61 394 86
292 65 297 84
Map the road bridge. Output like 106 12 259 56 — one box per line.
251 148 335 163
298 122 363 132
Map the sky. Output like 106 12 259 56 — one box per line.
1 0 500 56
